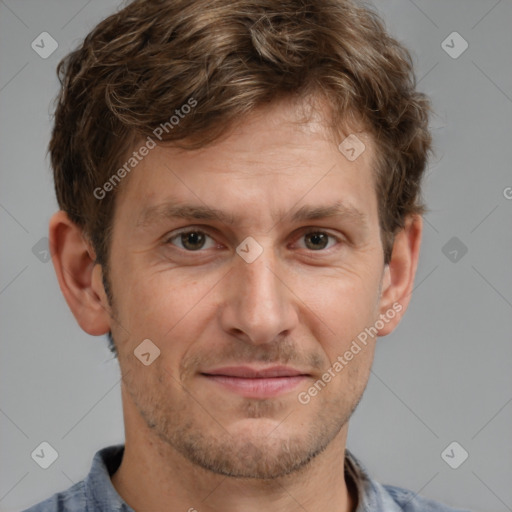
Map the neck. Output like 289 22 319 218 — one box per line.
111 389 356 512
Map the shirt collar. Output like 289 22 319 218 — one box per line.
86 444 398 512
84 444 134 512
345 449 403 512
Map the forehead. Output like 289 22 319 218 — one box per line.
112 97 378 229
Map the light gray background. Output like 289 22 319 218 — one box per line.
1 1 511 511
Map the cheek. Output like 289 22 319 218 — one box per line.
294 268 381 356
116 270 216 343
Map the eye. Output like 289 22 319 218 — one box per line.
296 230 339 251
166 229 217 251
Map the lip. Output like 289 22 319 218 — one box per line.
201 366 309 398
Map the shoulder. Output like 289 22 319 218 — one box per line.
21 481 87 512
345 449 472 512
383 484 473 512
21 444 127 512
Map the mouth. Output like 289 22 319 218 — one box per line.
200 366 310 399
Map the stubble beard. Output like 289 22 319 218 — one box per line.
124 367 365 480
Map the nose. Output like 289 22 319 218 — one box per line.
218 241 299 345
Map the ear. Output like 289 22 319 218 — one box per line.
376 214 422 336
49 210 112 336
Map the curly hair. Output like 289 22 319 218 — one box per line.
49 0 432 352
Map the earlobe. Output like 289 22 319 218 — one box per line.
49 211 112 336
376 214 423 337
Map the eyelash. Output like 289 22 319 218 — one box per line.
164 227 342 253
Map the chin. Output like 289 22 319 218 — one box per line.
163 407 342 480
180 431 327 479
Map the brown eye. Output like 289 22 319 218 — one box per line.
297 230 339 251
168 230 215 251
304 232 329 250
181 231 205 250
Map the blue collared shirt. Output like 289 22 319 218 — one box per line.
22 444 472 512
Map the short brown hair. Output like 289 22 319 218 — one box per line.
50 0 431 312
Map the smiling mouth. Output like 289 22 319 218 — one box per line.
200 365 310 398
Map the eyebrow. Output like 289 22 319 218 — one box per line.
136 199 368 230
136 202 236 228
289 202 367 226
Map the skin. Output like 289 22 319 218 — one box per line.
50 96 422 512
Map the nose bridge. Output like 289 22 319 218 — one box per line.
220 237 297 344
239 247 279 308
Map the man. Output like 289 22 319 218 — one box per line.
24 0 471 510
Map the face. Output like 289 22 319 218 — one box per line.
106 98 389 479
